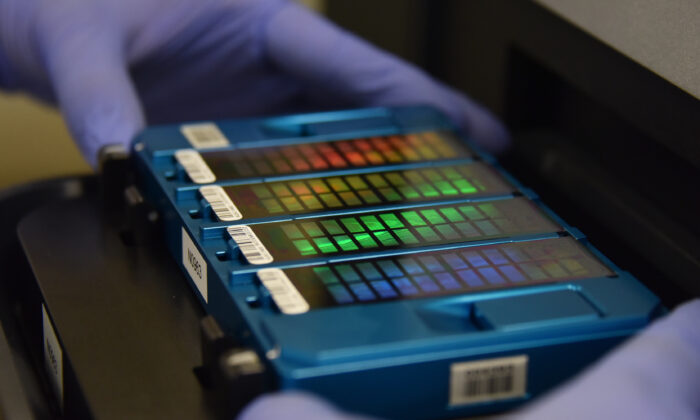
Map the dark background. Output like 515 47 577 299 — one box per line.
327 1 700 305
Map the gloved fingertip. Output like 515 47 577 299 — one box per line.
454 99 511 154
64 96 145 168
237 391 360 420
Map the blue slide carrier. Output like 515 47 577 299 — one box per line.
132 106 662 419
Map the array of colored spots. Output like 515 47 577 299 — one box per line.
279 237 613 308
199 131 470 180
220 163 512 218
248 198 560 262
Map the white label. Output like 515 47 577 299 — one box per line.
175 149 216 184
227 225 274 265
200 185 242 221
257 268 309 315
182 228 208 303
180 122 230 149
449 355 528 406
42 304 63 411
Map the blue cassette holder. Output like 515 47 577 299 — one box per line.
132 106 661 419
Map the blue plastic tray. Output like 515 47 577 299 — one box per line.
132 106 661 419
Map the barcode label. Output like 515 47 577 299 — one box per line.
449 355 528 406
182 228 208 302
200 185 242 221
175 149 216 184
257 268 310 315
180 122 230 149
227 225 274 265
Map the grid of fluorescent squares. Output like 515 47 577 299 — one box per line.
200 131 470 179
280 237 613 307
252 198 559 261
221 163 511 218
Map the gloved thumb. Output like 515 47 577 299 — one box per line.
36 8 144 167
513 299 700 420
238 391 374 420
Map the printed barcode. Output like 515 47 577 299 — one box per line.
180 122 230 149
199 186 242 221
175 150 216 184
257 268 309 314
227 225 274 265
449 355 527 406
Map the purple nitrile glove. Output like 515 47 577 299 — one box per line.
238 299 700 420
511 298 700 420
0 0 509 167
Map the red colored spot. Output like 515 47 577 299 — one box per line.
345 151 367 166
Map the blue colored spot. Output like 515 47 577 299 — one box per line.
413 275 440 293
457 269 484 287
370 280 398 299
327 284 354 304
391 277 419 296
349 283 377 301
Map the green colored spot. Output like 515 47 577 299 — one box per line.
281 224 304 239
420 209 446 224
394 228 419 244
299 195 323 210
301 222 324 237
416 226 440 241
385 173 407 187
339 191 362 206
475 220 500 236
327 177 349 192
333 235 359 251
354 233 378 248
398 185 420 199
404 171 425 185
478 203 502 218
252 185 272 199
346 176 368 190
441 167 462 180
366 174 388 188
472 179 487 190
440 207 465 222
417 183 440 197
455 221 479 237
434 180 458 195
378 187 402 201
358 190 381 204
270 183 292 197
280 196 303 211
341 217 365 233
402 211 426 226
436 224 460 239
321 220 344 235
421 169 443 182
336 264 361 282
293 239 316 255
360 215 384 231
453 179 478 194
313 237 338 254
356 262 382 280
313 267 339 284
373 231 398 246
319 193 342 208
261 198 284 213
459 205 484 220
380 213 404 229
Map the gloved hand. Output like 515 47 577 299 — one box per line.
0 0 509 166
238 299 700 420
